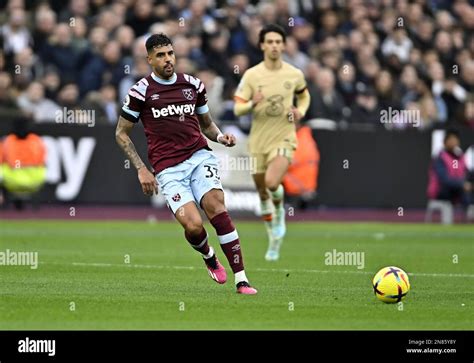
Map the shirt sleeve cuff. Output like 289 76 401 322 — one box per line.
196 104 209 114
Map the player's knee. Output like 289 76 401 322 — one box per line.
183 219 203 236
202 194 226 218
206 200 227 218
265 177 280 192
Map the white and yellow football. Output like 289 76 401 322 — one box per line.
372 266 410 303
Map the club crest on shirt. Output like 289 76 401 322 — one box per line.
182 88 194 100
172 193 181 202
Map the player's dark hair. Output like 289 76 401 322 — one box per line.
444 128 460 142
145 33 173 53
259 24 286 44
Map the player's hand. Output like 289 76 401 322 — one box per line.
217 133 236 147
252 89 264 106
289 106 303 123
138 167 158 196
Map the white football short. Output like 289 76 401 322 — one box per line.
156 148 223 214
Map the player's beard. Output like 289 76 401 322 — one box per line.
159 63 174 79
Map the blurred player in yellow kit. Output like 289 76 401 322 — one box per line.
234 24 311 261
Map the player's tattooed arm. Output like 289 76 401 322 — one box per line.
115 116 158 195
115 116 146 170
198 112 236 147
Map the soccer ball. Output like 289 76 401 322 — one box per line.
372 266 410 303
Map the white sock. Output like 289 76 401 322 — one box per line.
235 270 248 285
201 246 214 259
271 184 284 202
260 198 274 215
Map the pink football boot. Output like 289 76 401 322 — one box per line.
236 281 258 295
203 255 227 284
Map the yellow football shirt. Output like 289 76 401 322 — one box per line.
235 61 307 155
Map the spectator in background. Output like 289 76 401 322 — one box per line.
79 40 126 96
413 17 435 51
96 7 122 34
13 47 43 89
58 0 90 23
357 57 380 85
118 56 149 103
88 26 108 55
316 10 340 42
429 61 467 121
459 94 474 129
33 8 57 54
304 60 320 86
382 27 413 64
41 67 61 101
1 7 31 56
460 60 474 94
0 72 20 119
400 64 421 107
125 0 158 37
223 1 248 55
336 61 356 106
180 0 217 35
427 129 472 209
99 84 118 124
434 30 455 73
16 81 61 123
224 52 249 99
196 68 225 120
307 67 345 122
242 16 263 66
40 23 83 84
290 17 314 53
204 30 231 79
419 95 442 129
56 82 80 110
374 70 401 111
345 30 364 65
70 16 89 52
187 32 207 69
115 25 135 60
283 36 310 71
350 84 381 126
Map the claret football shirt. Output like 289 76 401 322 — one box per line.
121 72 211 174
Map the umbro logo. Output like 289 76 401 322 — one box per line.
151 94 160 100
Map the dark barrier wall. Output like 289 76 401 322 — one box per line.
1 123 473 208
314 130 432 208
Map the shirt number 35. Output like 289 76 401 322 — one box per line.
204 165 220 180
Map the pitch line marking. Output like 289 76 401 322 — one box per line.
64 262 474 278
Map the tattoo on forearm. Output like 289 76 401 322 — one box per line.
117 135 145 170
199 113 220 142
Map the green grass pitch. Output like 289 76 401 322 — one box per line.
0 220 472 330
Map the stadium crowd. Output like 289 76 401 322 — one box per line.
0 0 473 131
